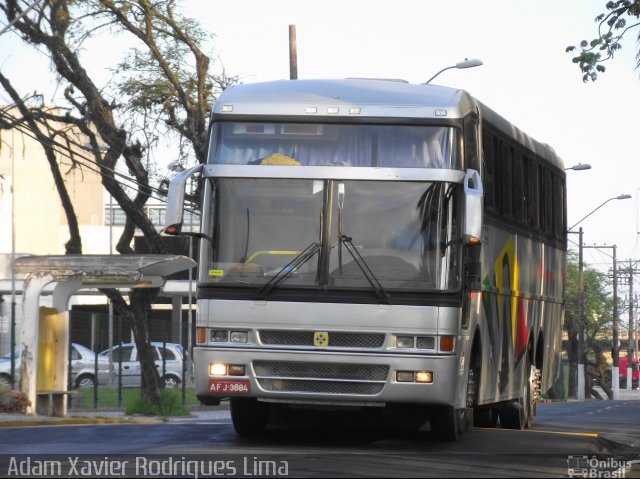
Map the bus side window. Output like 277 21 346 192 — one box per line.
500 142 513 220
513 151 526 225
527 158 540 231
543 168 553 235
482 130 496 213
464 115 479 171
537 164 546 233
553 174 565 240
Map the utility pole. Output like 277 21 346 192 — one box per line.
289 25 298 80
628 260 634 391
577 227 585 400
584 244 618 399
631 293 640 389
612 245 619 398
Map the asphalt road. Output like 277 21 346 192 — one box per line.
0 400 638 477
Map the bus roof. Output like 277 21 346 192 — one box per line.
213 78 563 169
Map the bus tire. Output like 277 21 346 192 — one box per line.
500 360 533 430
230 398 269 437
431 365 475 441
474 406 498 428
430 405 466 441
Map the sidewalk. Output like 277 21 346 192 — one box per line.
616 388 640 400
0 403 231 427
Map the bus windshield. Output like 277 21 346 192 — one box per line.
210 123 458 169
203 178 461 293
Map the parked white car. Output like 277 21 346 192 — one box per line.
0 343 110 389
98 342 186 388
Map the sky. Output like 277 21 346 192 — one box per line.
1 0 639 273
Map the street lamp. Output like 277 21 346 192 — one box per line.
565 163 592 171
568 194 631 232
569 194 631 401
423 58 483 84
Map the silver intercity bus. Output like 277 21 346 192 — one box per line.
165 79 566 440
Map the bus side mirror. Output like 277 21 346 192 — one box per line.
463 169 483 245
164 164 203 235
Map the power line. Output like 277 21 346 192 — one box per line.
0 0 42 36
0 109 171 204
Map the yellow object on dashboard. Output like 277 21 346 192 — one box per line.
260 153 300 166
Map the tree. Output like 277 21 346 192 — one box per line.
0 91 83 255
0 0 236 406
566 0 640 81
565 253 614 399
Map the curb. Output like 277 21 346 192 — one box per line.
0 416 165 428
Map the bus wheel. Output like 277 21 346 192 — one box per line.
500 360 533 430
474 406 498 428
431 367 474 441
230 398 270 437
430 405 466 441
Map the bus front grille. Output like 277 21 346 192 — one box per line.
257 379 384 395
258 330 385 349
253 360 388 396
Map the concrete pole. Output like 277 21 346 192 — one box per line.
628 260 633 390
577 227 585 401
612 245 619 399
289 25 298 80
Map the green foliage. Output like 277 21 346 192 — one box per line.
565 252 613 346
566 0 640 81
125 388 190 417
75 386 198 410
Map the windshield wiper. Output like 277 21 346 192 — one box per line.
256 242 321 300
339 234 391 304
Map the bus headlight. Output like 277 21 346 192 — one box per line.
212 330 229 342
416 337 435 350
396 370 433 383
415 371 433 383
230 331 249 343
396 336 415 349
396 371 415 382
209 363 227 376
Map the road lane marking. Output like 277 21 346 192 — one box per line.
523 429 599 438
478 428 598 438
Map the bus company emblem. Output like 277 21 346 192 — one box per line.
313 332 329 347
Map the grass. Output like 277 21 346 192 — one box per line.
73 385 198 414
125 389 190 416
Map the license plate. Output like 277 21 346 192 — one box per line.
208 379 250 394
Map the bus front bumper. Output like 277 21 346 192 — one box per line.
194 347 462 408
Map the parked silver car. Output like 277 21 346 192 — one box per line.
98 342 186 388
0 343 110 389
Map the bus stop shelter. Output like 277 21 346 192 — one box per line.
14 255 196 416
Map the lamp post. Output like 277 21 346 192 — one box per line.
565 163 592 171
569 194 631 400
424 58 483 84
568 194 632 232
